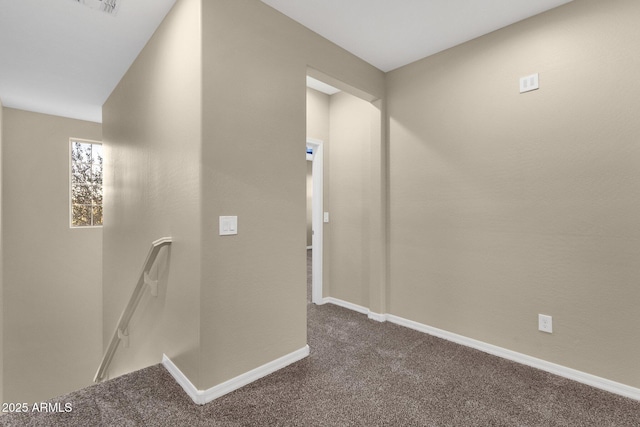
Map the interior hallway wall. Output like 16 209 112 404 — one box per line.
0 98 4 406
328 91 378 307
102 0 383 393
102 0 203 386
199 0 384 390
2 108 102 403
387 0 640 388
306 87 330 293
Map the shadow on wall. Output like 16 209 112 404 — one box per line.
105 244 173 382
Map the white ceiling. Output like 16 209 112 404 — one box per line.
0 0 573 123
306 76 340 96
262 0 573 73
0 0 176 123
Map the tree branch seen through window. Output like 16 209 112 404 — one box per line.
71 141 103 227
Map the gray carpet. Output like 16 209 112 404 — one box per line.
2 249 639 426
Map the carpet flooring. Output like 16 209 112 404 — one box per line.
2 250 639 426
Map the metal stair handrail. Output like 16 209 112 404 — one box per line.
94 237 172 383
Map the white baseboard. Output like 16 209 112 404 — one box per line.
162 355 202 404
322 297 640 401
367 311 387 322
322 297 386 322
322 297 369 315
163 345 310 405
385 314 640 401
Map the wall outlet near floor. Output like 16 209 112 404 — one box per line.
538 314 553 333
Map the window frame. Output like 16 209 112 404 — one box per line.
69 138 103 229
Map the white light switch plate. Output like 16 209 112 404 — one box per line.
219 216 238 236
520 73 539 93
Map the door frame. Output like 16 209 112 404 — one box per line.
307 138 324 305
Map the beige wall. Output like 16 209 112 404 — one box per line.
387 0 640 388
0 99 3 406
199 0 384 389
3 0 635 406
327 91 377 306
102 0 202 386
306 88 330 293
2 108 102 403
306 88 330 147
102 0 382 392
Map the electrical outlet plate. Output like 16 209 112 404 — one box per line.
538 314 553 333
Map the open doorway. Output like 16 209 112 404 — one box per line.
306 69 386 316
306 139 323 305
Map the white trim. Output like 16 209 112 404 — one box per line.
384 315 640 401
321 297 640 401
306 245 312 250
322 297 369 315
69 138 103 145
307 138 324 305
162 354 203 404
162 345 310 405
367 312 387 323
323 297 387 322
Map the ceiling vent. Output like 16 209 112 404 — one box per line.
73 0 120 15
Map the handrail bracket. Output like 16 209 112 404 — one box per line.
144 271 159 297
117 328 130 348
93 237 172 383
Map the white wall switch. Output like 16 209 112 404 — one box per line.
538 314 553 333
520 73 539 93
324 212 329 223
219 216 238 236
